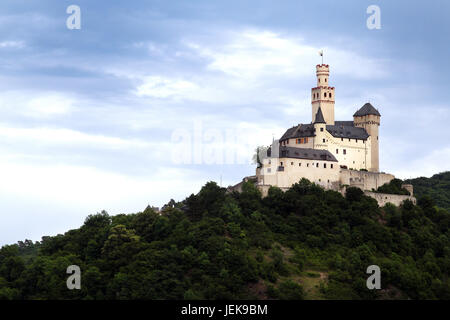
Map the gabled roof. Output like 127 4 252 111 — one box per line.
313 107 326 124
353 103 381 117
326 125 369 140
279 146 338 162
280 123 315 141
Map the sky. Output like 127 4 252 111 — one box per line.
0 0 449 245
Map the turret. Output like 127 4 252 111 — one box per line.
311 64 335 125
353 103 381 172
313 107 327 149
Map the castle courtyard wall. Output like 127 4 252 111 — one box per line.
339 169 394 191
364 191 416 206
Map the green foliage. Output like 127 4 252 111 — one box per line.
406 171 450 210
1 176 450 300
276 280 305 300
376 178 410 195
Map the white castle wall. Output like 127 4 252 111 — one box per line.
258 157 340 190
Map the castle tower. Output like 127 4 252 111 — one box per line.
311 64 335 125
313 107 327 150
353 103 381 172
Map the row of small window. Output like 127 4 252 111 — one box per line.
281 137 309 145
313 92 332 99
280 161 334 169
318 78 327 83
336 149 347 155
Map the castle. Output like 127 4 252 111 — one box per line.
247 62 415 206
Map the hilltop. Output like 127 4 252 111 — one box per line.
406 171 450 211
0 174 449 300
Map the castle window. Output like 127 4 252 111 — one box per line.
330 93 332 98
325 78 327 82
343 149 347 155
299 163 301 167
322 138 325 143
331 164 334 168
341 138 343 141
320 127 324 132
291 162 294 165
316 163 319 168
324 92 326 98
319 179 321 182
336 149 338 154
307 163 309 167
324 163 326 168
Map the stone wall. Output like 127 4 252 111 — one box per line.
340 169 394 191
364 191 416 207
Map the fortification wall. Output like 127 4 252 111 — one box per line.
340 169 394 191
364 191 416 207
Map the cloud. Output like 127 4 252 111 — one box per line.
136 76 199 99
0 125 151 150
186 29 388 80
0 40 25 49
389 147 450 179
0 92 75 118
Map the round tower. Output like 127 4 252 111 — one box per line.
353 103 381 172
311 64 335 125
313 107 327 150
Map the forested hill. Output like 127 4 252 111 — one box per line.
406 171 450 211
0 179 449 300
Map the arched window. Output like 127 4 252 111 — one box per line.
324 92 326 98
329 93 332 98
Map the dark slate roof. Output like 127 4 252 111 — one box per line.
326 125 369 140
313 107 326 123
279 146 338 162
335 121 354 127
353 103 381 117
280 123 315 141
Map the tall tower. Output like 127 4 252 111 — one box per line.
311 64 335 125
353 103 381 172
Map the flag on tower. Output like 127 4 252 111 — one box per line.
318 49 324 64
